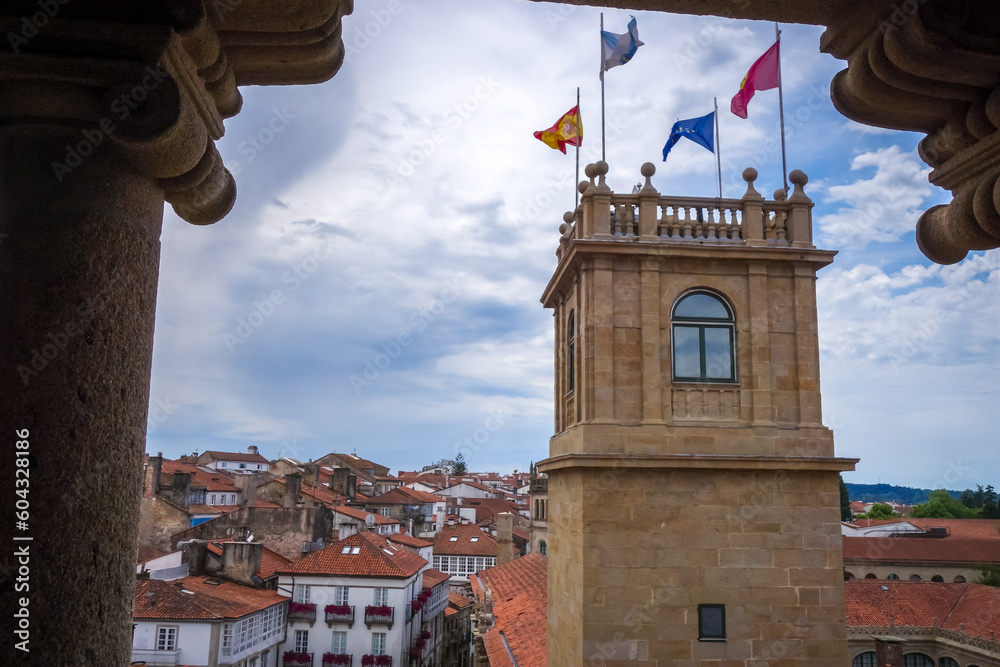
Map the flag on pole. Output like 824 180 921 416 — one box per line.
731 40 780 118
662 111 715 161
534 105 582 154
601 17 644 71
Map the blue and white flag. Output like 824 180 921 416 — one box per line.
662 111 715 161
601 17 644 72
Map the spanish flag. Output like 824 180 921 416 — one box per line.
731 40 780 119
533 106 582 154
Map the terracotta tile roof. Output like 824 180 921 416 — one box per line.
842 536 1000 564
203 541 292 579
137 545 168 564
445 480 495 494
431 523 498 556
133 576 287 620
333 505 397 525
388 532 432 549
448 591 473 609
848 518 1000 539
160 460 238 492
201 450 270 464
366 486 441 505
422 568 450 589
279 532 427 579
472 553 547 667
463 498 522 523
845 580 1000 642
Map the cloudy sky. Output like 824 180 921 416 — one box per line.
146 0 999 491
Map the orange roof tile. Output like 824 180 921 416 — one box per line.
472 553 547 667
137 545 168 564
448 591 473 609
280 532 426 579
388 532 432 549
201 450 270 464
333 505 397 525
842 536 1000 564
431 523 498 556
845 580 1000 642
160 460 238 492
422 568 450 589
134 576 286 620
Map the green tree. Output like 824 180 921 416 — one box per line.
910 489 981 519
452 452 467 475
840 475 852 522
974 564 1000 587
862 502 899 520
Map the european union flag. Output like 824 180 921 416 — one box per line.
662 111 715 161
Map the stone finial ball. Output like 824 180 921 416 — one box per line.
585 163 598 179
563 211 575 223
559 223 568 234
773 189 787 201
789 169 808 186
742 167 758 182
595 161 609 175
640 162 656 178
578 180 589 194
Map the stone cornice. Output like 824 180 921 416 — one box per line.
537 452 859 473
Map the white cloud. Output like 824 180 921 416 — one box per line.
816 145 934 248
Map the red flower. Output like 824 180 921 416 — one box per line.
361 656 375 666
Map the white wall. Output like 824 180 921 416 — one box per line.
133 619 213 666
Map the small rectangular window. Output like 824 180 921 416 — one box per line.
698 604 726 641
373 586 388 606
294 629 309 652
332 630 348 653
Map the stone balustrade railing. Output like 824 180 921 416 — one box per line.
849 625 1000 655
557 162 815 257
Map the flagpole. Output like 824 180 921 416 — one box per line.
714 97 722 200
575 86 581 209
600 12 606 163
775 22 788 192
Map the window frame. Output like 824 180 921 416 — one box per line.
567 310 576 393
697 603 726 642
372 631 387 655
671 290 737 384
332 630 348 654
156 625 178 651
294 629 309 653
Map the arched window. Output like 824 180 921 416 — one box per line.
539 540 547 556
567 311 576 392
864 573 878 579
671 291 736 382
939 658 960 667
904 654 934 667
931 575 944 582
853 652 877 667
887 573 899 580
953 575 966 583
909 574 922 581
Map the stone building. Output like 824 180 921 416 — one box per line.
3 2 998 665
538 161 857 664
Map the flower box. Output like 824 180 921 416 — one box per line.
321 653 352 666
364 605 394 628
283 651 312 665
324 604 355 626
287 603 317 623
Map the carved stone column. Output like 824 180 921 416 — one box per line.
0 1 352 664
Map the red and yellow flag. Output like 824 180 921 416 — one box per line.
731 41 780 119
533 105 582 154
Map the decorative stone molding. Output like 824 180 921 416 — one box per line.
0 0 352 223
820 0 1000 263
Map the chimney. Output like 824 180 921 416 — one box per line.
181 540 208 576
235 473 259 508
221 541 263 586
496 512 514 565
247 445 258 456
302 463 320 488
284 473 302 508
329 468 356 499
171 472 192 507
149 453 163 496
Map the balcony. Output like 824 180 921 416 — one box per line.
324 604 355 627
130 648 180 666
282 651 314 667
321 653 352 666
364 605 394 628
359 655 391 667
287 602 317 625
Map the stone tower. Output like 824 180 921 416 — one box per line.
538 161 857 665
